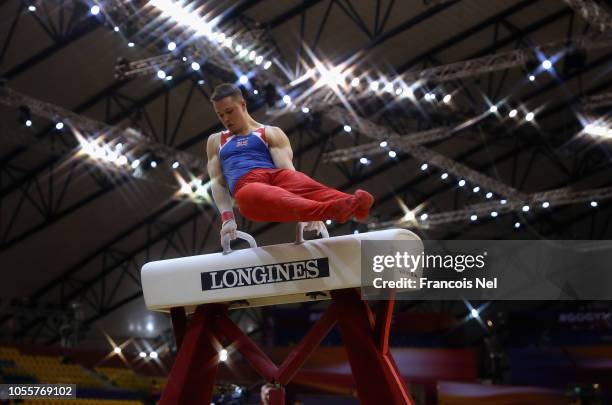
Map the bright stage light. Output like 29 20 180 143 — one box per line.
239 75 248 84
191 62 200 70
525 112 535 121
90 5 100 15
509 109 517 118
167 41 176 51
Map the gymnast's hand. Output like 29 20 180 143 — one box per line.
302 221 326 236
220 218 237 245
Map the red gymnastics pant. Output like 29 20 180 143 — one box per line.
233 168 358 223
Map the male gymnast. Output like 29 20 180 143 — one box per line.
206 83 374 244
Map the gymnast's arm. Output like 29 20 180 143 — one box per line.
206 134 234 220
267 126 296 170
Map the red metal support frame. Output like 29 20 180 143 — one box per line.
160 289 414 405
332 289 414 405
160 305 223 405
275 301 338 385
215 312 278 381
169 307 187 349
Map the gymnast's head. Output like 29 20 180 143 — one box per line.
211 83 249 134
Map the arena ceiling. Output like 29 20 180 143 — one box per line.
0 0 611 350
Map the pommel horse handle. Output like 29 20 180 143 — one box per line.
222 231 258 255
295 222 330 244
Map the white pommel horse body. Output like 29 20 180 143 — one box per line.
141 227 422 405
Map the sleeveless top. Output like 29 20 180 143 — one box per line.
218 126 276 194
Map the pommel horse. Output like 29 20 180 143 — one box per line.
141 225 421 405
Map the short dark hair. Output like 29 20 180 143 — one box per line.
210 83 244 102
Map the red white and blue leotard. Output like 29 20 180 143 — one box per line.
218 127 275 194
216 125 371 223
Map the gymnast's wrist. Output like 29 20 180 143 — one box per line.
221 211 234 224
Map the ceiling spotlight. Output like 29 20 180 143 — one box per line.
235 44 243 52
591 201 598 207
420 163 428 171
117 155 128 165
263 61 272 70
473 186 480 193
359 157 369 165
131 159 140 169
239 75 249 84
508 109 518 118
370 81 379 91
191 61 200 70
139 352 147 358
490 211 498 217
471 308 479 318
25 119 32 127
28 5 36 12
514 222 521 229
388 150 397 158
302 107 310 113
420 213 428 221
197 79 204 85
128 42 135 47
522 205 530 212
458 179 466 187
255 55 263 65
113 347 121 354
219 349 228 362
55 122 64 130
90 5 100 15
351 77 360 87
157 70 167 79
443 94 452 104
542 201 550 208
441 172 449 180
282 94 291 105
395 87 403 96
253 89 259 95
167 41 177 51
150 160 158 168
384 82 394 93
149 351 158 359
343 125 352 133
489 105 498 113
325 219 332 225
379 140 388 148
528 74 535 82
114 26 120 32
485 192 493 199
542 59 552 70
239 49 248 58
525 112 535 121
165 75 173 81
470 214 477 221
172 161 180 169
248 50 256 60
500 199 507 205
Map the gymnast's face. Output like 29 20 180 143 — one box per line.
214 96 248 134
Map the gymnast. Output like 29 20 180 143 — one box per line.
206 83 374 245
